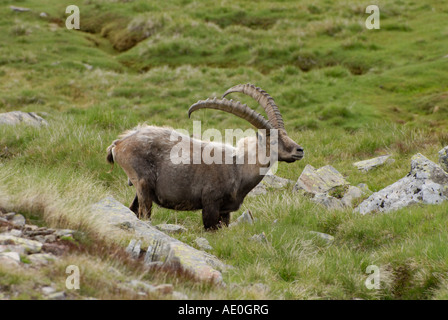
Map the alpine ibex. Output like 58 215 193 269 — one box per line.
107 84 304 229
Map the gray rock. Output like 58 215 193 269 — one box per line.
439 146 448 172
294 164 348 194
0 251 21 263
0 111 48 127
0 253 21 268
250 232 268 243
6 229 23 237
356 153 448 214
91 196 226 284
54 229 75 238
44 234 57 243
125 239 143 259
155 224 186 234
10 5 31 12
47 291 66 300
195 237 213 251
4 212 16 220
0 234 42 253
311 193 344 210
41 286 56 296
0 245 26 255
310 231 335 243
229 210 255 227
11 214 26 227
28 253 58 265
341 186 364 207
353 155 394 171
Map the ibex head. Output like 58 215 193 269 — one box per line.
188 83 304 164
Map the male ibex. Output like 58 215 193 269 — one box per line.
107 84 304 229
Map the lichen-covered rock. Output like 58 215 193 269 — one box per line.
0 234 43 253
439 146 448 173
294 164 348 194
0 111 48 127
353 155 394 171
91 196 226 284
195 237 212 251
356 153 448 214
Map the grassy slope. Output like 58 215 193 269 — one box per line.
0 0 448 299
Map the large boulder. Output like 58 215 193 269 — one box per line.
91 196 226 284
356 153 448 214
0 111 48 127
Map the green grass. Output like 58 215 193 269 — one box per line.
1 0 448 299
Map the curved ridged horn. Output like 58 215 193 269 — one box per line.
222 83 285 130
188 97 273 130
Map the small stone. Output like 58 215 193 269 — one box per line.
44 234 57 243
6 229 23 237
341 186 363 207
250 232 268 243
310 231 335 243
39 12 48 18
11 214 26 227
0 235 43 253
28 253 58 265
10 5 31 12
229 210 255 227
0 245 26 255
353 155 393 172
154 284 174 295
48 291 66 300
4 212 16 220
155 224 186 234
54 229 75 238
41 286 56 295
195 237 212 251
312 193 344 210
0 252 21 268
129 280 156 293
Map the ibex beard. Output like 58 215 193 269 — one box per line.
106 84 304 230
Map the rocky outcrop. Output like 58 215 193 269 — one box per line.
0 111 48 127
356 153 448 214
294 164 365 209
353 155 394 171
91 196 226 284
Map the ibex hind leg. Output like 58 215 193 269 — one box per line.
135 180 153 220
129 194 139 214
219 212 231 227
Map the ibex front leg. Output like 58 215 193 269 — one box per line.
202 200 221 230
